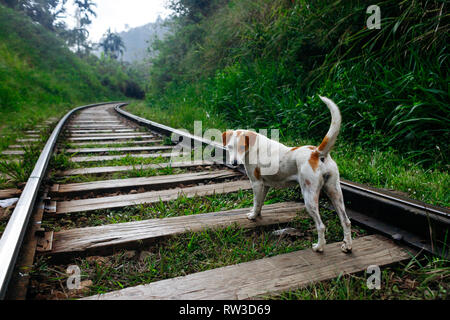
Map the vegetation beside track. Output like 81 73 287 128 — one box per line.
132 0 449 208
0 5 124 139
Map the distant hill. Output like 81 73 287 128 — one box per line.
118 17 171 62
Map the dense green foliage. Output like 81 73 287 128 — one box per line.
148 0 449 167
0 4 143 132
0 5 113 109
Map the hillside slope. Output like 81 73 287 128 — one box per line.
0 4 123 132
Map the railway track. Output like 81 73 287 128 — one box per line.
0 102 448 300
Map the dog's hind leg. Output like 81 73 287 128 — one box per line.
247 183 270 220
300 179 326 252
324 172 352 253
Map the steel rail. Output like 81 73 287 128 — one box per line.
0 101 124 299
115 104 449 258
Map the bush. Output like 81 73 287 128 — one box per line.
146 0 449 166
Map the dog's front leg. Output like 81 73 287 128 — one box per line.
247 182 269 220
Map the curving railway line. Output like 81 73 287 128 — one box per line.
0 102 448 300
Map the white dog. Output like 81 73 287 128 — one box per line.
222 96 352 253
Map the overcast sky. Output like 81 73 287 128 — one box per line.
64 0 173 42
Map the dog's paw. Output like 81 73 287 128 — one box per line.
341 241 352 253
247 211 259 220
312 243 324 253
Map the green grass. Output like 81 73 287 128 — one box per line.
52 153 173 170
43 189 257 231
0 142 47 189
0 5 122 134
148 0 449 166
141 0 448 208
42 185 303 231
0 3 131 191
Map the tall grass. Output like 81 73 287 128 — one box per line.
148 0 448 166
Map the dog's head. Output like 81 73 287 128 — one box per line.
222 130 257 166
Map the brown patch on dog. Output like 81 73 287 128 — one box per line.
237 131 257 153
307 146 315 150
291 146 300 151
308 151 320 171
305 179 311 186
254 167 261 180
318 135 329 152
222 131 233 146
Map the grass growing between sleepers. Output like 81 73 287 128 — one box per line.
42 188 259 231
50 153 174 170
51 166 189 184
30 204 368 300
32 184 447 300
0 139 49 189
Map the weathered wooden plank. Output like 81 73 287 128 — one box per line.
1 150 25 155
70 121 122 124
0 188 21 199
67 135 155 142
68 133 150 138
57 160 213 176
83 235 410 300
67 129 136 134
67 125 128 129
51 169 240 194
55 180 251 214
16 138 39 142
67 127 131 132
73 118 118 122
50 202 304 255
65 145 173 154
67 139 163 147
69 152 187 163
68 132 148 138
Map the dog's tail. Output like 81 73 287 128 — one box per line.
317 95 341 156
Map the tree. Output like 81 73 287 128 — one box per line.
100 28 126 60
74 0 96 26
70 0 96 56
58 0 96 56
168 0 226 24
2 0 69 30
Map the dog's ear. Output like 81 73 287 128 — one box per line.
237 131 257 153
222 131 233 146
244 131 257 150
